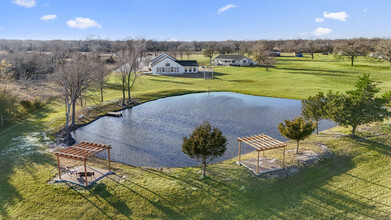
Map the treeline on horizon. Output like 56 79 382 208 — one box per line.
0 37 388 55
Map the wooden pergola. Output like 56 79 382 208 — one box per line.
54 141 112 187
238 134 286 174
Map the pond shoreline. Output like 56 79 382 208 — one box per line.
55 90 209 145
69 92 337 168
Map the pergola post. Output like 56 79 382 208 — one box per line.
262 136 266 158
237 134 287 175
256 150 260 174
238 140 242 164
84 160 88 187
108 149 111 171
56 154 61 179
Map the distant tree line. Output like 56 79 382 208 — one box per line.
2 37 391 69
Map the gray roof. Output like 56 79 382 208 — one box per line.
151 52 176 63
214 54 247 60
151 53 176 66
175 60 199 66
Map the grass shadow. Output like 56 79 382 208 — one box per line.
104 175 188 219
0 103 58 218
148 78 192 85
90 184 132 219
354 136 391 156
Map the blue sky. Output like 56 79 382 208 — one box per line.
0 0 390 41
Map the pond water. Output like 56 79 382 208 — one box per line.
72 92 335 167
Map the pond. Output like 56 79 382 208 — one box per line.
72 92 335 167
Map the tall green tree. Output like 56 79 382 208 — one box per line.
278 116 316 154
325 73 390 136
302 92 326 134
182 121 227 178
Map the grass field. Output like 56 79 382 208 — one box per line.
0 54 391 219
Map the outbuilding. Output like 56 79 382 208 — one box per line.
212 54 254 66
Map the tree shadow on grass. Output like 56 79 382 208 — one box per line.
277 67 354 76
140 153 385 219
148 78 192 85
67 183 114 219
161 71 228 79
353 136 391 156
105 82 123 91
90 184 132 219
104 175 187 219
0 103 58 218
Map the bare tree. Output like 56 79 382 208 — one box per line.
52 53 98 138
177 44 186 60
203 43 217 64
303 40 319 59
125 39 146 103
184 42 194 60
115 51 131 106
334 39 370 66
376 39 391 68
94 56 111 102
253 42 277 71
0 59 14 91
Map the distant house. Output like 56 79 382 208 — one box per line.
150 53 199 74
212 54 254 66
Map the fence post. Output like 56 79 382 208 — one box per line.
1 114 3 127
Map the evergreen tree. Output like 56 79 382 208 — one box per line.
278 116 316 153
302 92 326 134
182 121 227 178
325 74 390 136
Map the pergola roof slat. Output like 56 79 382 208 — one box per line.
55 141 112 160
238 134 286 151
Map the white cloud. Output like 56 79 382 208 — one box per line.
66 17 102 30
362 8 369 12
315 17 324 23
168 38 177 42
311 27 333 36
11 0 36 8
323 11 349 21
217 4 238 14
40 14 57 21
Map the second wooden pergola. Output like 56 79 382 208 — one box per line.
54 141 112 187
238 134 286 174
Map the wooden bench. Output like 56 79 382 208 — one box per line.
78 172 95 180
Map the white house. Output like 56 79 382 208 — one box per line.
150 53 199 74
212 54 254 66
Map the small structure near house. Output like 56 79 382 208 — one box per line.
270 49 281 57
237 134 286 175
54 142 112 187
212 54 254 66
150 52 199 74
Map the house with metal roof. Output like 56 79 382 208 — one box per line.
212 54 254 66
150 52 199 74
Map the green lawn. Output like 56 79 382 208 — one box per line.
0 54 391 219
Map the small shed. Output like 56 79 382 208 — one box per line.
237 134 286 175
54 142 112 187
